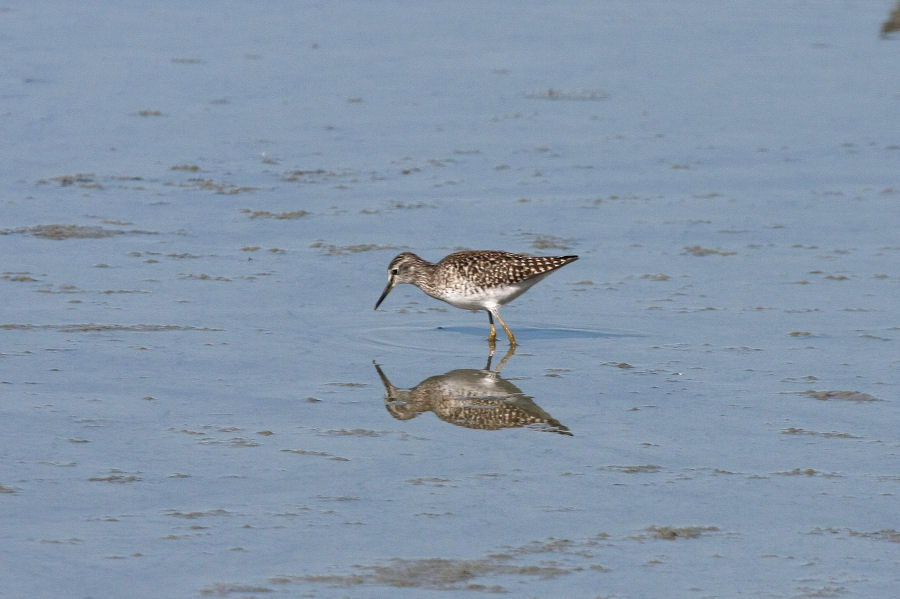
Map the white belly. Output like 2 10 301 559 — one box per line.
431 277 544 311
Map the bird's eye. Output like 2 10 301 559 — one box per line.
391 268 399 275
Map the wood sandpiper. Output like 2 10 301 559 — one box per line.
374 250 578 346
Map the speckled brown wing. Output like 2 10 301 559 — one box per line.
436 251 578 289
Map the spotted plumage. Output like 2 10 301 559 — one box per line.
374 250 578 346
374 363 571 435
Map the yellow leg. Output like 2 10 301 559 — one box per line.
495 345 516 372
491 309 517 347
487 312 497 342
484 345 516 372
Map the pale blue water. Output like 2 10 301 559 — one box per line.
2 2 898 597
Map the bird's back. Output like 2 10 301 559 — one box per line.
437 251 577 288
424 250 578 309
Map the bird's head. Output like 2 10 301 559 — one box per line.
374 252 425 310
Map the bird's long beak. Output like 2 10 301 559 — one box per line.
374 277 395 310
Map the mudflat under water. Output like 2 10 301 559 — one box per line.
2 2 899 597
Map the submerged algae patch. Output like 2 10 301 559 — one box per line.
799 390 881 402
3 224 157 239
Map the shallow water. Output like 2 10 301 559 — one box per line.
2 2 899 597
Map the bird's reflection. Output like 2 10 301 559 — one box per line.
373 348 571 435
